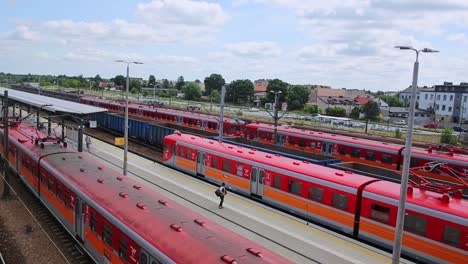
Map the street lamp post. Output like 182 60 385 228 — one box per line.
271 90 282 144
392 46 438 264
115 60 143 176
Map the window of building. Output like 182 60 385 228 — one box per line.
332 193 348 210
435 104 439 110
443 226 461 246
430 94 433 100
119 238 128 259
381 154 393 164
450 95 453 101
236 165 243 177
273 176 281 189
365 151 376 161
222 160 232 173
288 180 302 195
339 146 346 155
443 95 447 101
464 96 467 102
448 106 452 112
212 157 218 168
90 214 97 232
437 95 440 100
308 187 323 202
404 214 427 236
102 223 113 246
442 105 446 111
350 148 361 158
424 94 428 100
370 204 390 223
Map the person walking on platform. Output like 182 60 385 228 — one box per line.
85 135 92 152
216 182 227 209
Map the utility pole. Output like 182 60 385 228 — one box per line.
271 90 282 144
218 85 226 141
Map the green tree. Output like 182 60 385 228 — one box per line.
94 74 102 83
130 79 140 92
304 105 319 114
440 128 457 144
162 79 171 89
175 76 185 90
113 75 126 87
326 107 347 117
148 75 156 87
362 101 380 120
379 95 402 107
183 82 202 100
227 79 254 104
204 74 225 96
266 79 289 104
194 79 201 84
350 106 360 119
287 85 309 110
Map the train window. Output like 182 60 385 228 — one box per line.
365 151 376 161
273 176 281 189
222 161 232 173
410 159 419 167
350 149 361 158
56 184 62 199
102 223 113 246
310 141 316 148
381 154 393 164
178 147 184 157
151 260 162 264
332 193 348 210
338 146 346 155
260 133 266 139
90 214 97 232
236 165 243 177
64 191 70 208
212 157 218 168
139 253 148 264
119 238 128 259
186 149 191 159
443 226 460 246
308 187 323 202
299 140 306 147
289 137 295 145
288 180 302 195
46 179 53 191
404 214 427 236
40 172 46 183
370 204 390 223
32 166 36 177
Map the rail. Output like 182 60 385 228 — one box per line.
408 162 468 195
0 251 5 264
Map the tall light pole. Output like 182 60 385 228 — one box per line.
271 90 282 144
392 46 438 264
115 60 143 176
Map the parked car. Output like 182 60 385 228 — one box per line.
393 119 407 125
453 126 468 132
423 122 438 129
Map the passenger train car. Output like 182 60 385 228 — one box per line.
0 122 291 264
80 96 245 136
245 123 468 183
163 132 467 264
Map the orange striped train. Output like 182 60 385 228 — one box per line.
0 122 292 264
163 132 467 264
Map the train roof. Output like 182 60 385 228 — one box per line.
364 181 468 223
166 132 378 190
246 123 468 164
82 96 244 124
7 123 289 264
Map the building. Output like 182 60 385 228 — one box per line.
253 79 268 107
432 82 468 123
398 85 424 106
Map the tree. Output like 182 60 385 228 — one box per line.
94 74 102 83
204 74 225 96
379 95 402 107
162 79 171 89
266 79 289 104
440 128 457 144
362 101 380 120
304 105 319 114
130 79 140 92
183 82 202 100
148 75 156 87
350 106 360 119
113 75 126 87
326 107 347 117
287 85 309 110
194 79 201 84
175 76 185 90
227 79 254 104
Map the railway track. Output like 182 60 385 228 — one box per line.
2 170 95 264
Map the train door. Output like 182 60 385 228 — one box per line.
196 151 206 176
278 135 285 146
75 197 84 241
200 120 205 130
250 167 264 198
321 142 334 156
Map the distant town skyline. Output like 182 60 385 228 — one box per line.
1 0 468 91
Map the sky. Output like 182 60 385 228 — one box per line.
1 0 468 91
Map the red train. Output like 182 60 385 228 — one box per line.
245 123 468 184
0 122 292 264
163 132 467 264
80 96 245 136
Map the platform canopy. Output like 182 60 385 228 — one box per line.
0 87 107 115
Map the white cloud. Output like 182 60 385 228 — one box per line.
224 41 282 58
34 52 49 59
5 25 39 41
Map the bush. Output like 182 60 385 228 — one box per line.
304 105 319 114
395 129 402 139
440 128 457 144
325 107 346 117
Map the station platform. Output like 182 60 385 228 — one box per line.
83 136 413 264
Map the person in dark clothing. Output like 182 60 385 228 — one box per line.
218 182 227 209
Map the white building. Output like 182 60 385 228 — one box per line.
419 87 435 111
432 82 468 123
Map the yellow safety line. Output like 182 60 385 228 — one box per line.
93 139 392 263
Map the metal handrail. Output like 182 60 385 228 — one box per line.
0 251 5 264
